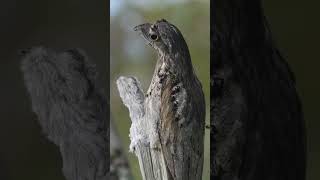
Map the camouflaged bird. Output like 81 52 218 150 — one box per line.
134 19 205 180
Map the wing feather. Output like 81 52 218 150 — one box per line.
160 73 205 180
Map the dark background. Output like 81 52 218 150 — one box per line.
0 0 108 179
0 0 319 180
263 1 320 180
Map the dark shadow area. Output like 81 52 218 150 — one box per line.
211 0 319 180
264 1 320 180
0 0 108 179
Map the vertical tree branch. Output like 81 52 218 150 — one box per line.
116 76 169 180
21 47 109 180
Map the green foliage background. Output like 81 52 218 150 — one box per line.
110 0 210 179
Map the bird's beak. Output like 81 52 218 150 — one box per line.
133 23 151 32
133 23 154 47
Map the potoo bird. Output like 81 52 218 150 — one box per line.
134 19 206 180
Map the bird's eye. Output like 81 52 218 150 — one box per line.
150 34 158 41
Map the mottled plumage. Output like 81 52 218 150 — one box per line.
134 19 205 180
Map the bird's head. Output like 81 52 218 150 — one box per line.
134 19 190 58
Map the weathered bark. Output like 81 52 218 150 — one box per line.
21 47 109 180
116 76 169 180
212 0 306 180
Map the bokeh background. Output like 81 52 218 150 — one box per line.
110 0 210 179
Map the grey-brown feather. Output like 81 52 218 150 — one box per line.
159 60 205 180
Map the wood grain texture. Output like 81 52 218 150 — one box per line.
117 76 169 180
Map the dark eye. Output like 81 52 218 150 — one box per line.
150 34 158 41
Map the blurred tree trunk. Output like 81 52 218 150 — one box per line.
211 0 306 180
21 47 109 180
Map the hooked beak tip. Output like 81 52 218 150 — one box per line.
133 23 151 32
133 25 140 31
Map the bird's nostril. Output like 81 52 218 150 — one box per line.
151 24 157 30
